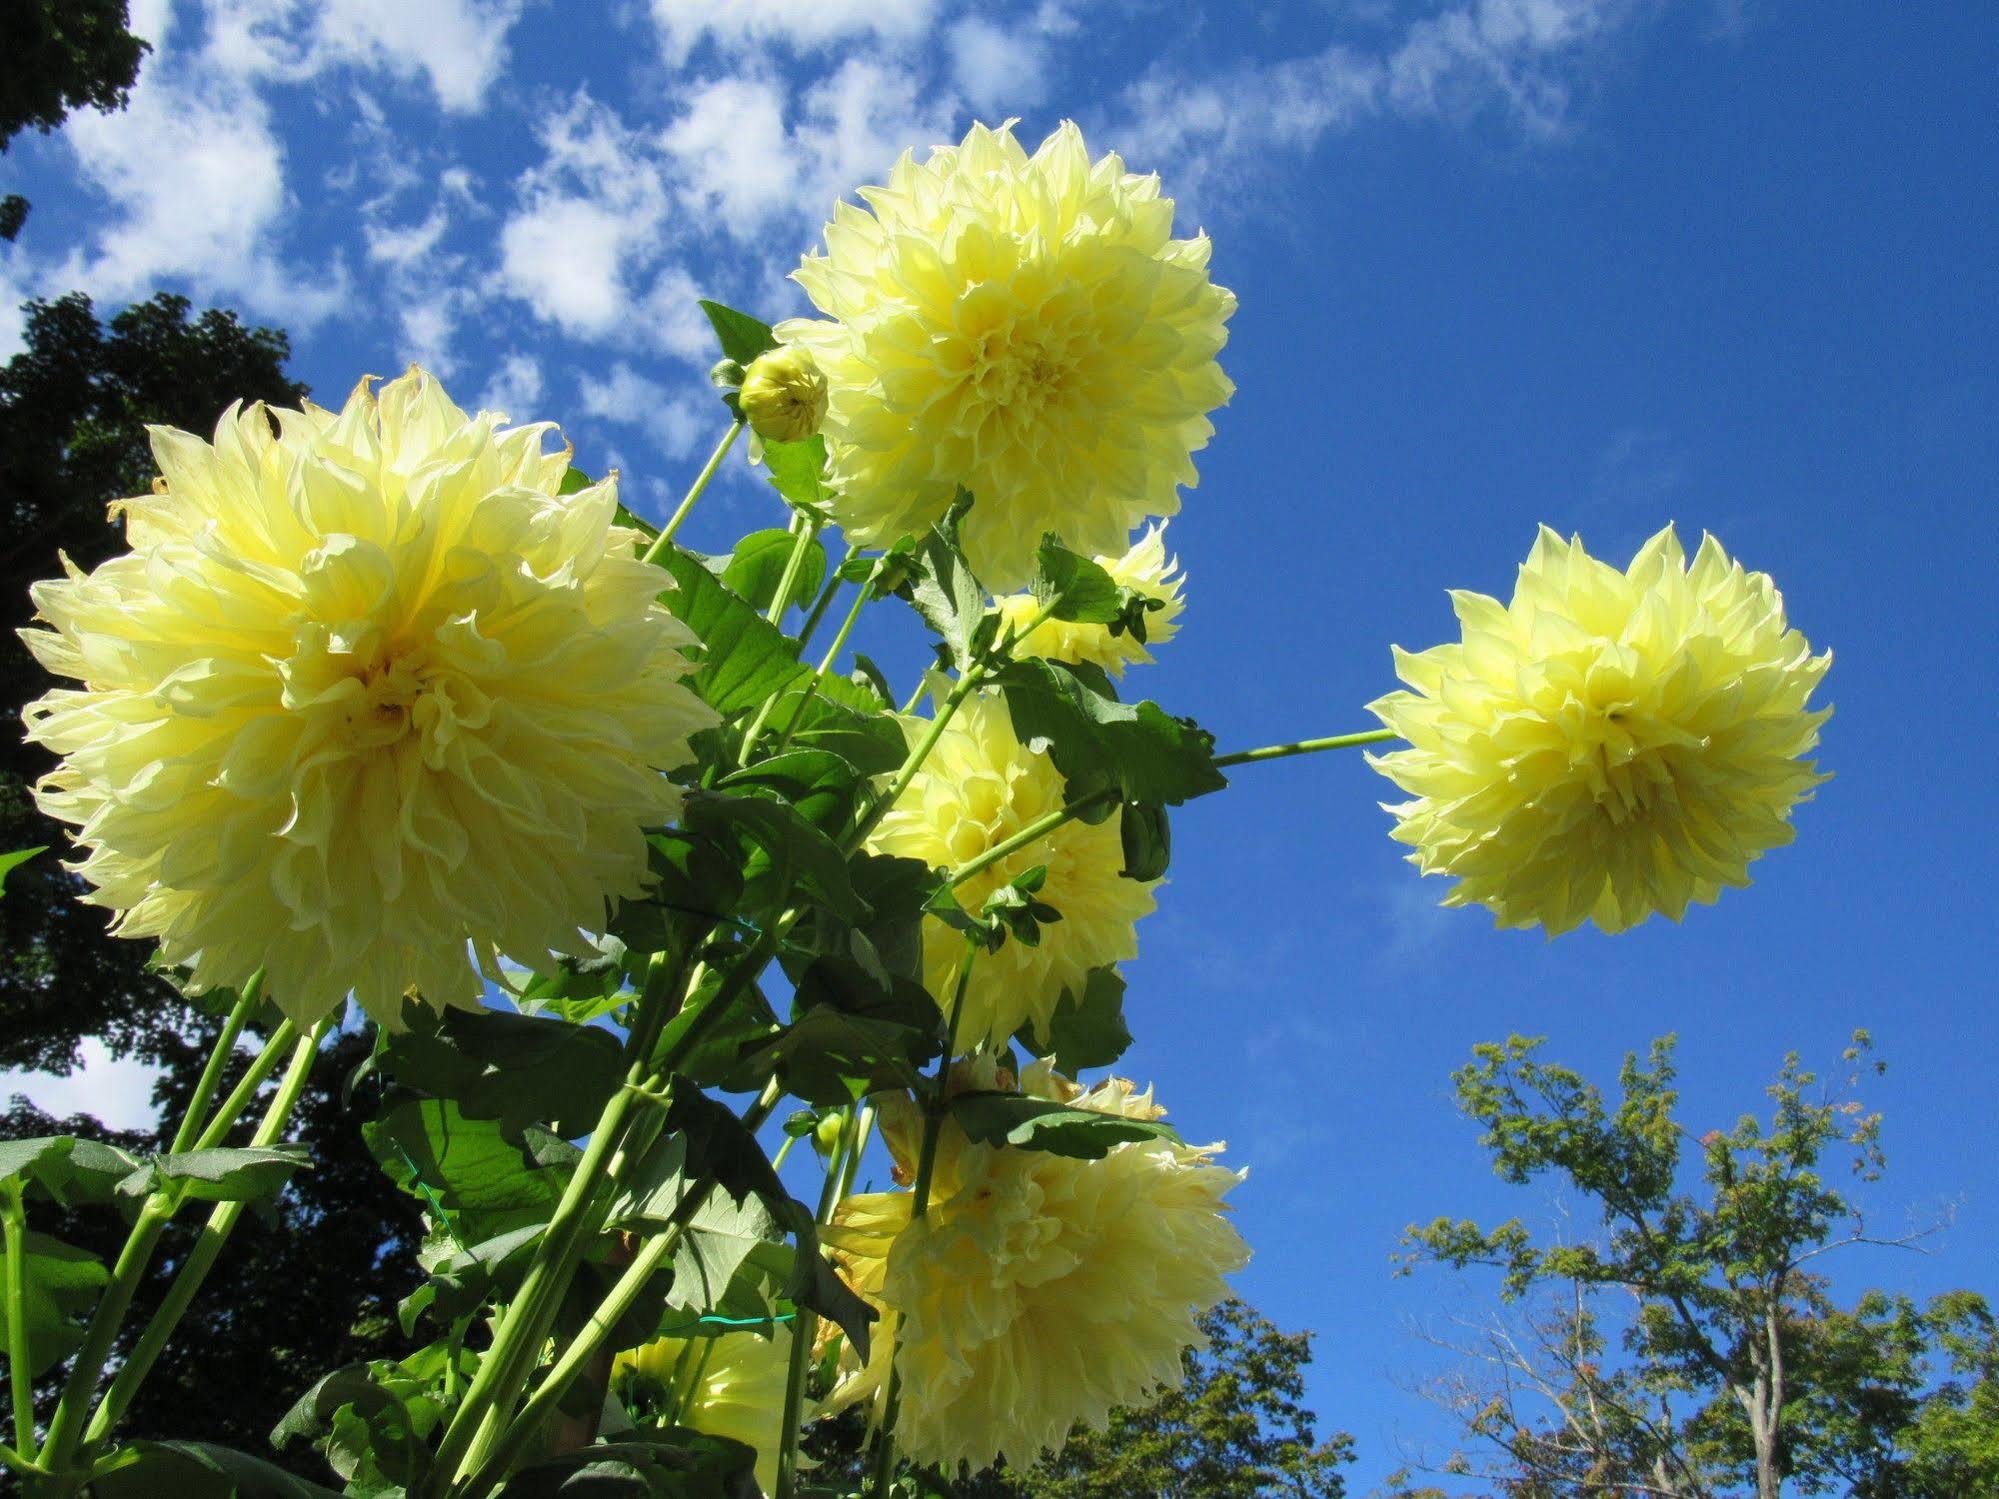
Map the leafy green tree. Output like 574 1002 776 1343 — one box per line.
1391 1034 1994 1499
1 294 428 1470
0 0 151 240
805 1299 1352 1498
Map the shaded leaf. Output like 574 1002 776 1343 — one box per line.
654 547 809 715
949 1091 1177 1159
992 657 1226 806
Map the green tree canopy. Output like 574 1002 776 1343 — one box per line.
0 0 152 240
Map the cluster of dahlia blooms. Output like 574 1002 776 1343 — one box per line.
10 114 1830 1499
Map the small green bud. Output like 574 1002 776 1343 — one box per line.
738 346 828 443
709 358 746 390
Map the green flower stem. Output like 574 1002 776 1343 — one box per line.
848 670 984 852
870 943 978 1499
82 1018 332 1449
0 1441 40 1479
168 970 262 1154
764 513 822 626
762 577 875 762
435 950 689 1486
455 1079 785 1499
946 787 1118 894
643 420 743 562
774 1102 868 1499
1212 728 1396 768
188 1017 300 1152
37 1200 170 1476
3 1185 34 1457
794 545 860 655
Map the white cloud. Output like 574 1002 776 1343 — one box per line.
648 0 937 64
53 63 346 328
365 206 449 266
0 1040 163 1133
497 95 671 340
795 58 959 222
477 352 545 416
202 0 528 113
947 17 1051 114
1109 0 1641 206
663 78 801 227
577 362 709 462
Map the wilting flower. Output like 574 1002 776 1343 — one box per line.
616 1327 793 1494
778 120 1235 591
1368 524 1831 935
864 692 1156 1050
995 524 1186 676
737 345 828 444
21 369 716 1026
821 1062 1248 1472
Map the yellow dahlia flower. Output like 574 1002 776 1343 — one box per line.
615 1326 792 1494
20 369 715 1026
1368 524 1831 935
822 1064 1247 1472
995 524 1186 676
737 345 828 444
777 120 1235 591
863 692 1156 1051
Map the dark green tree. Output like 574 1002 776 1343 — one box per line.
805 1298 1352 1497
1390 1034 1995 1499
1 294 428 1470
0 0 152 240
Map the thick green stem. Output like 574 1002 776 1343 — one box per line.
455 1081 784 1499
643 421 743 562
436 951 687 1485
83 1020 331 1447
946 788 1116 895
189 1019 299 1152
774 1104 866 1499
870 945 976 1499
794 546 859 655
764 580 873 762
763 514 821 626
169 972 262 1154
1212 728 1396 768
37 1202 169 1474
3 1187 34 1458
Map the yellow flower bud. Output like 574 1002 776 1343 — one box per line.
737 345 827 444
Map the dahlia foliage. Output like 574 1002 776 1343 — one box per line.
1 120 1830 1499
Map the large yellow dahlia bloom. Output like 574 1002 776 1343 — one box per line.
20 369 715 1025
1368 524 1831 935
615 1327 792 1494
776 121 1235 591
995 524 1186 676
822 1064 1247 1472
863 692 1156 1051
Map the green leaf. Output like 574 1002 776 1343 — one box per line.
895 492 989 669
0 845 45 892
778 1208 876 1362
378 1004 624 1143
992 657 1227 806
0 1230 109 1375
614 827 749 961
754 687 906 777
654 546 809 715
0 1135 71 1190
127 1145 310 1204
948 1091 1178 1159
1118 801 1171 881
403 1223 545 1330
684 790 867 924
762 435 832 512
723 528 827 615
728 957 942 1105
651 967 781 1090
1018 967 1134 1072
559 465 594 495
720 748 868 837
698 299 779 367
665 1084 789 1212
362 1098 569 1241
492 1430 761 1499
92 1440 347 1498
1029 534 1125 623
670 1191 783 1313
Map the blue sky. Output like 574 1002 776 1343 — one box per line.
3 0 1997 1489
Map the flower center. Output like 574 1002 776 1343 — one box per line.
344 647 432 749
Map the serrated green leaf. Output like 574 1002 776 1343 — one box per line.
654 547 809 715
723 528 827 615
949 1090 1177 1159
0 1229 109 1374
698 299 779 366
129 1145 310 1204
1028 534 1125 623
761 435 832 512
362 1098 569 1241
895 492 989 669
378 1004 624 1143
992 657 1226 806
1017 967 1134 1072
684 790 866 924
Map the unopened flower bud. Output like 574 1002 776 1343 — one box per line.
738 346 827 443
708 358 746 390
812 1110 846 1158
